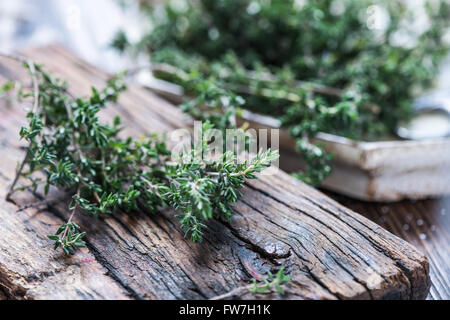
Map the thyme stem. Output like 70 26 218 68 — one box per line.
6 154 27 201
61 182 81 241
0 53 41 200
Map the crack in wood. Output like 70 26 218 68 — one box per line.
244 180 427 299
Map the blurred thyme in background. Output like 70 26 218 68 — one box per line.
1 56 278 254
113 0 450 185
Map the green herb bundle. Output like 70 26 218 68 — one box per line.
3 57 278 254
114 0 450 185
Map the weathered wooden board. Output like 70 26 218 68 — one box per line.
333 193 450 300
0 45 431 300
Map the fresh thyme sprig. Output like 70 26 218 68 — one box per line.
129 48 358 185
1 55 279 254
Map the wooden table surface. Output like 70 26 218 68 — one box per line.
327 193 449 300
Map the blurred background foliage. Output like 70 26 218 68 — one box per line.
114 0 450 185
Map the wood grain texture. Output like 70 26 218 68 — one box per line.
331 194 449 300
0 45 431 300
